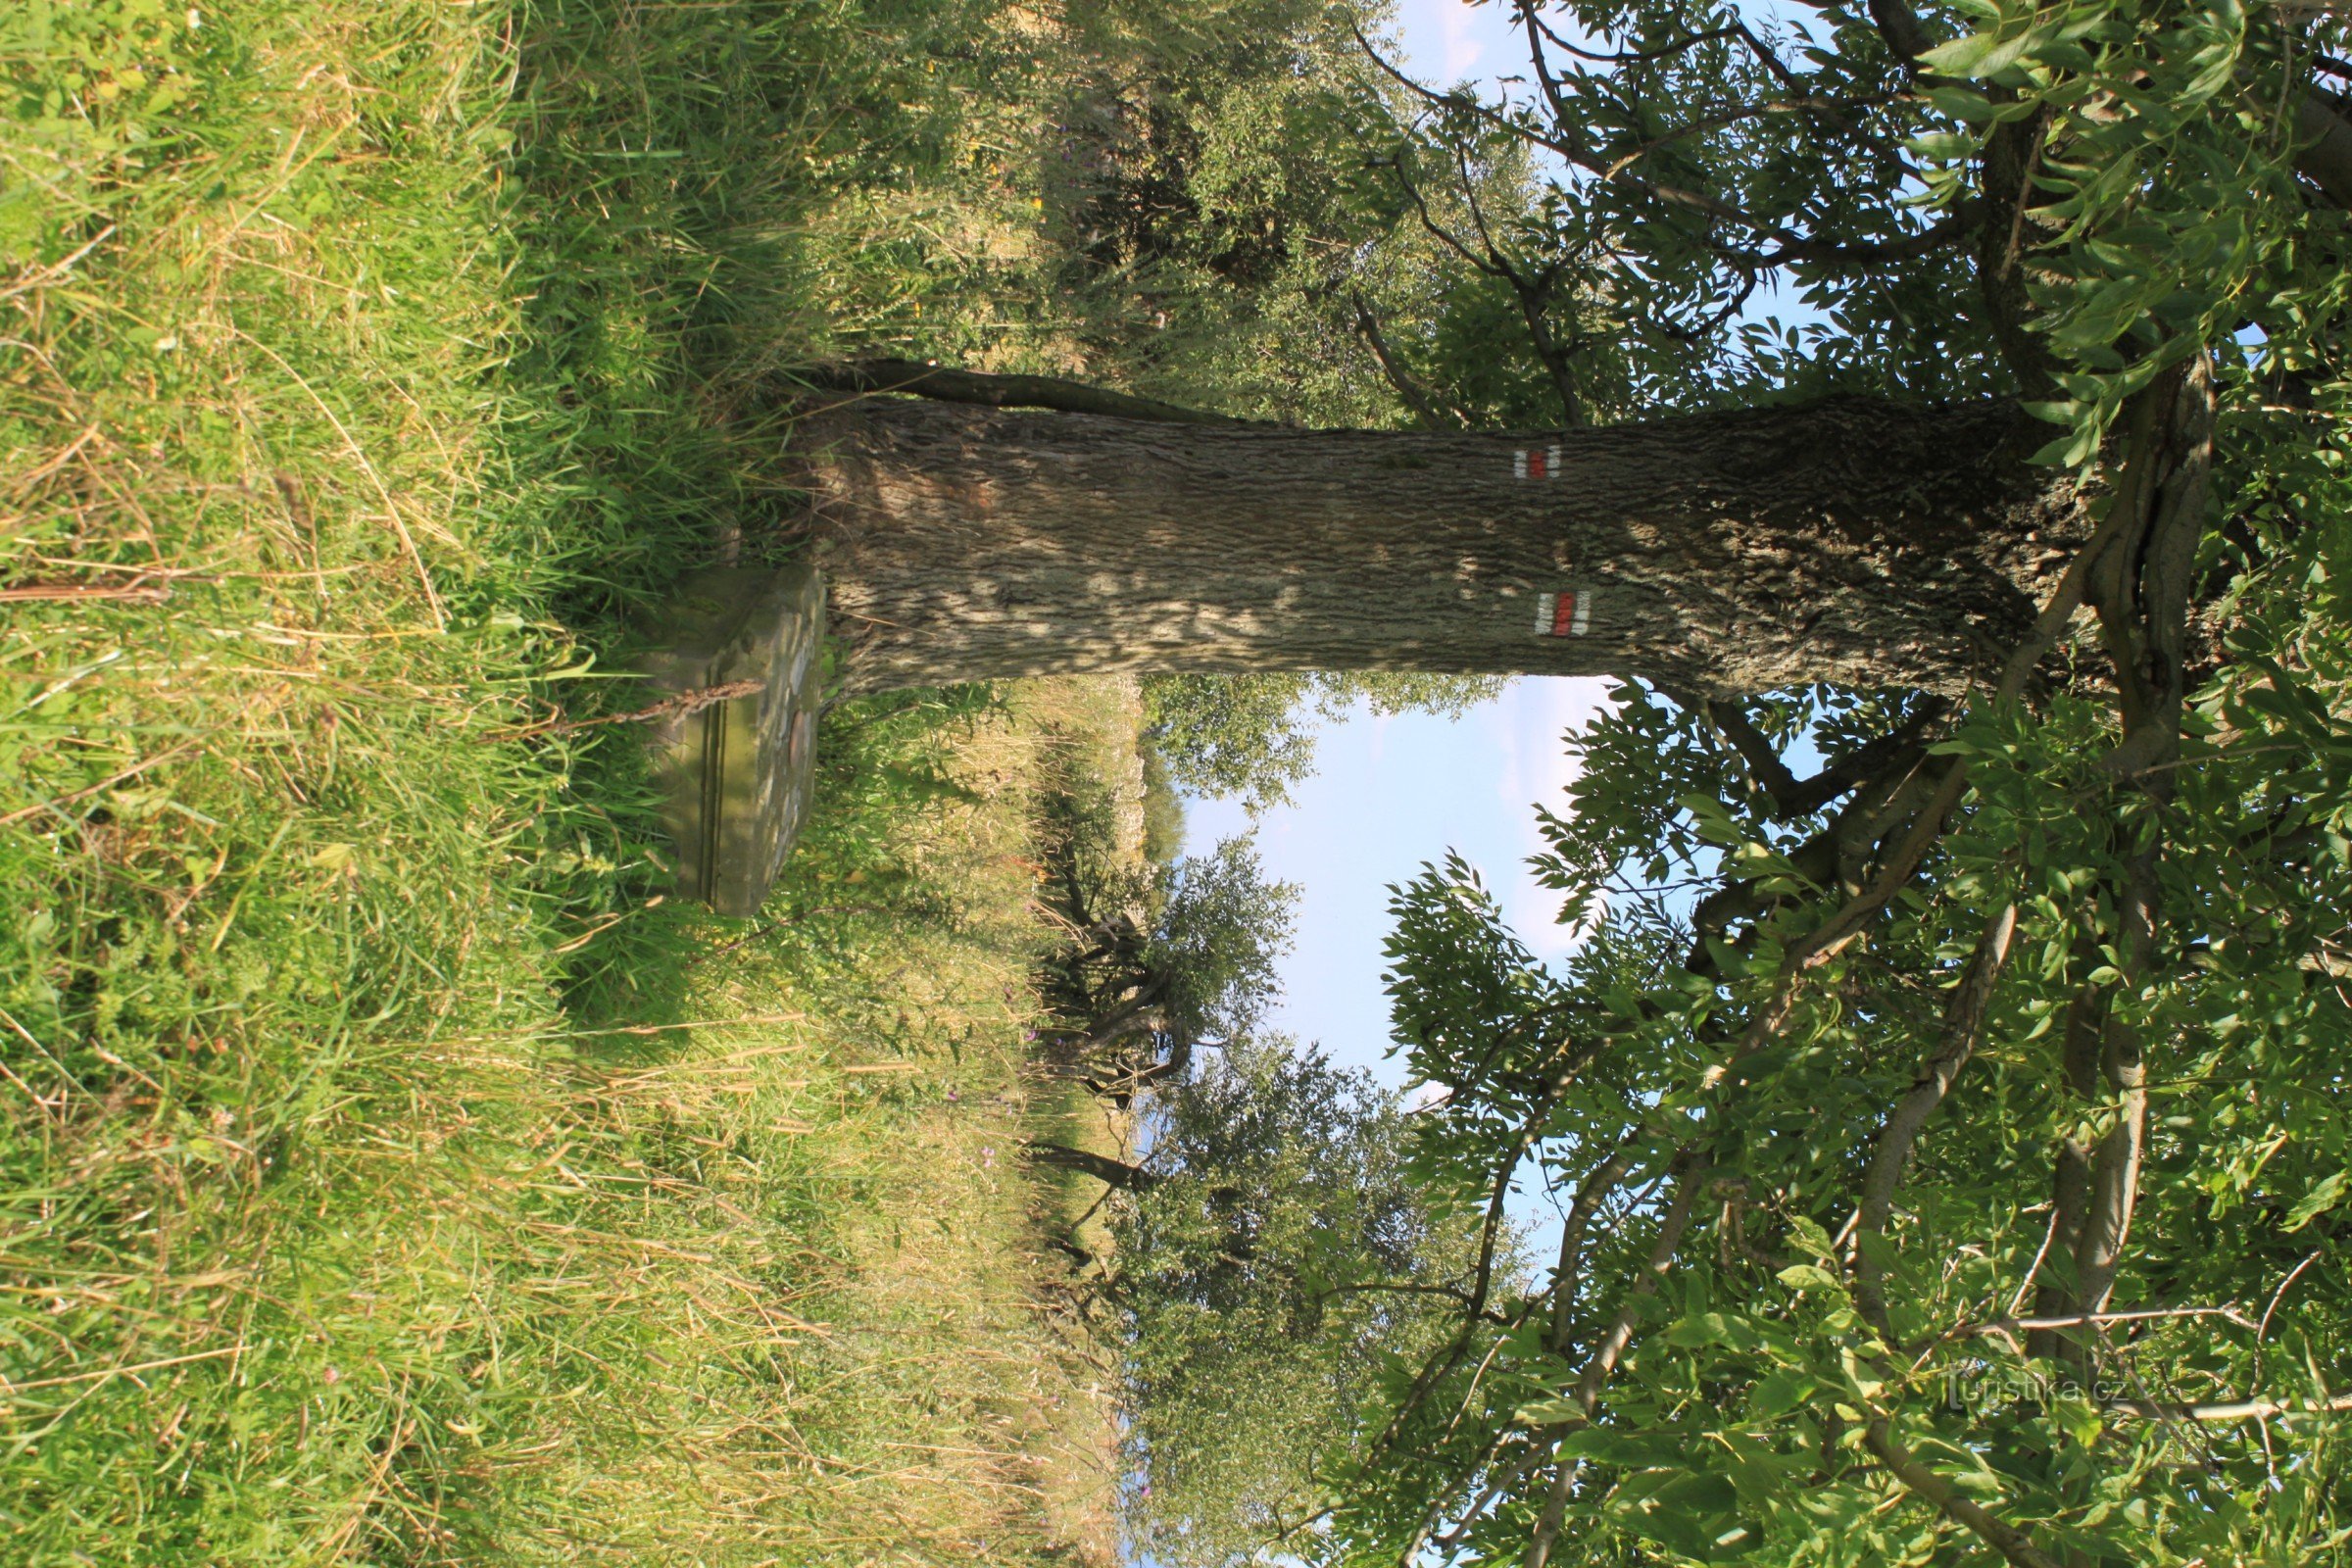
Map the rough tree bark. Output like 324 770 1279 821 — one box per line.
794 393 2084 698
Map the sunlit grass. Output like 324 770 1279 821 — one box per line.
0 2 1120 1561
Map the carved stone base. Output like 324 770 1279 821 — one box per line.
638 565 824 917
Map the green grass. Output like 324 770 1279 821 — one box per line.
0 2 1132 1562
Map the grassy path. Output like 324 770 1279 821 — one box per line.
2 2 1123 1561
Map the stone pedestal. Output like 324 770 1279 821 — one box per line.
638 565 824 917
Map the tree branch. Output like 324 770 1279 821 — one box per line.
1545 1132 1642 1355
1465 1037 1608 1322
1524 1150 1709 1568
1522 11 1744 71
1852 901 2019 1334
1697 696 1807 808
2078 361 2212 1328
1057 979 1168 1058
1862 0 1936 70
1022 1141 1154 1190
1973 105 2056 392
1575 1151 1708 1413
1496 15 1964 278
1680 708 1953 974
1793 699 1953 818
1863 1420 2062 1568
2294 87 2352 209
1701 469 2156 1085
2105 1389 2352 1424
784 359 1257 426
1368 1033 1607 1472
2028 1129 2095 1363
1593 94 1905 185
1350 291 1467 431
2071 1018 2148 1322
1744 204 1979 271
1360 27 1792 242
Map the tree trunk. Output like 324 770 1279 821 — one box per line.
797 395 2084 698
1025 1142 1155 1191
1066 992 1163 1058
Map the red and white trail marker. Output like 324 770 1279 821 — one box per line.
1533 589 1592 638
1512 444 1564 480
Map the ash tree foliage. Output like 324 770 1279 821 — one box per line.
1046 0 1578 427
1038 836 1298 1102
1047 0 1532 796
1110 1035 1485 1568
1215 2 2352 1567
1049 0 1405 409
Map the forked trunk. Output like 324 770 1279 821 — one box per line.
797 396 2083 697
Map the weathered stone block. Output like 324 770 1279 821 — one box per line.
638 564 825 917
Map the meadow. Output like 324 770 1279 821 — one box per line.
1 1 1154 1560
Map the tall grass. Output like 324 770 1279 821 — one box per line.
1 1 1132 1561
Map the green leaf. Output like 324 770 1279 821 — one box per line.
1749 1367 1819 1421
1514 1396 1583 1425
1922 84 1997 124
2284 1170 2348 1232
1917 27 2033 79
1666 1311 1764 1352
1778 1263 1842 1292
1781 1215 1836 1260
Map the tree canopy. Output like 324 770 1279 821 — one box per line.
1038 835 1298 1100
1105 1 2352 1565
1111 1034 1490 1568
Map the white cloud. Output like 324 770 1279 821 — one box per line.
1497 677 1611 958
1403 1079 1452 1113
1441 1 1486 79
1393 0 1497 85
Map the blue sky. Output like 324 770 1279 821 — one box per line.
1182 682 1608 1093
1393 0 1519 89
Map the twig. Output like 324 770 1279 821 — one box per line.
8 421 104 492
1576 1152 1708 1413
2254 1250 2323 1390
1428 1437 1543 1554
2105 1389 2352 1424
0 1345 238 1396
1852 901 2019 1333
0 741 199 827
1544 1135 1642 1352
480 678 763 744
1524 1151 1709 1568
1932 1303 2257 1350
0 224 116 304
783 360 1256 426
0 577 173 604
1362 24 1957 273
1350 290 1466 430
1864 1420 2062 1568
1461 1076 1575 1320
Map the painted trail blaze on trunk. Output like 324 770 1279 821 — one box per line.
798 396 2082 697
1534 589 1591 638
